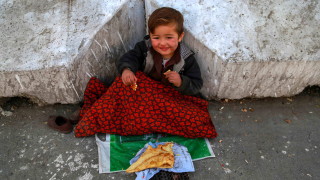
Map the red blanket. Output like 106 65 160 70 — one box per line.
74 72 217 138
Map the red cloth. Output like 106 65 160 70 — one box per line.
74 71 217 138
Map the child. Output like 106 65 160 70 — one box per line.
117 7 203 96
73 7 217 139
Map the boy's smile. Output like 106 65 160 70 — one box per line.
150 24 184 59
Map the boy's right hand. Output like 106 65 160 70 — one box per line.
121 68 137 86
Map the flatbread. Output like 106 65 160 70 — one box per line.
126 142 174 173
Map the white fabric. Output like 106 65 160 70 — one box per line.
162 59 170 67
95 134 111 173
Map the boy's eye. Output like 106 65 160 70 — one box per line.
167 37 173 39
152 37 159 39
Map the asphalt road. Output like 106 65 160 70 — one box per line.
0 87 319 180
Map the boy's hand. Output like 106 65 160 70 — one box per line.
164 71 182 87
122 68 137 86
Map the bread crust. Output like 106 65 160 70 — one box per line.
126 142 174 173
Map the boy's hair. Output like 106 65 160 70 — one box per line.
148 7 184 35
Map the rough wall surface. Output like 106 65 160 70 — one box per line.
146 0 320 99
1 0 319 104
0 0 145 104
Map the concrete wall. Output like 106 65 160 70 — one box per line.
1 0 319 104
0 0 145 104
146 0 320 99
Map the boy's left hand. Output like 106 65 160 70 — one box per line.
164 71 182 87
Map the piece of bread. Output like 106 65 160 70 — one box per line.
130 83 137 91
126 142 174 173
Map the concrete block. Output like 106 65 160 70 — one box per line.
146 0 320 99
0 0 145 104
2 0 319 104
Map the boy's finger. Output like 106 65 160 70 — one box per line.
125 79 130 86
123 77 128 85
127 76 133 85
163 72 170 77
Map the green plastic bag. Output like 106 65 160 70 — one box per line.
96 133 215 173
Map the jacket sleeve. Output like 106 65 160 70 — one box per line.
116 41 147 74
174 55 203 96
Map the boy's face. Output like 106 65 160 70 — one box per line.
150 24 184 59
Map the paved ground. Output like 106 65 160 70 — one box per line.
0 87 319 180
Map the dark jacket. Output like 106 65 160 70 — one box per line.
116 36 203 96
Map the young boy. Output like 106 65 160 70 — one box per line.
72 7 217 140
117 7 203 96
